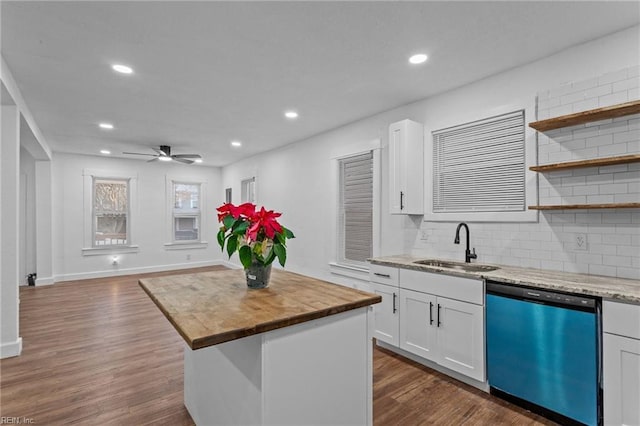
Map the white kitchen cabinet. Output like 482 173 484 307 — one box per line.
399 288 485 382
603 300 640 426
389 119 424 215
399 289 437 360
436 296 484 381
370 282 399 346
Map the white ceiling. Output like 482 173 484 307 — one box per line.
2 1 638 166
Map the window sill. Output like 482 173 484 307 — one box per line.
164 241 208 250
328 262 370 281
82 245 140 256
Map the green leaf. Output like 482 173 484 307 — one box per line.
282 227 295 239
238 245 253 268
223 215 235 229
263 248 276 265
233 221 249 235
226 235 238 258
274 243 287 267
217 230 226 250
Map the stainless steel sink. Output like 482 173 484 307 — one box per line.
413 259 500 272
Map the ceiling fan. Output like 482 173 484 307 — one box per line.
123 145 202 164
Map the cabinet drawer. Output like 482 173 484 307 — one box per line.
400 269 483 305
604 300 640 340
369 265 399 286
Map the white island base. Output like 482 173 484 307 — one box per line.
184 307 373 425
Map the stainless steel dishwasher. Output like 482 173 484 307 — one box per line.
486 280 601 426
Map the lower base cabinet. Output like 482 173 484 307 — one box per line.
399 288 485 382
604 300 640 426
370 282 399 346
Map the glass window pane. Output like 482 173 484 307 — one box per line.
174 183 200 210
94 179 128 246
174 216 199 241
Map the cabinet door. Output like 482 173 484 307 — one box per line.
389 119 423 215
399 289 438 362
370 282 399 346
436 297 485 382
389 123 405 214
604 333 640 426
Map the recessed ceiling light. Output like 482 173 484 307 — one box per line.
112 64 133 74
194 158 203 163
158 156 172 162
231 141 242 147
100 150 111 155
284 111 298 119
99 123 114 130
409 54 428 65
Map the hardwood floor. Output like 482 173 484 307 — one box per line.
1 267 556 425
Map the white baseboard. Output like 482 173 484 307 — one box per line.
54 260 237 283
0 337 22 359
35 276 55 286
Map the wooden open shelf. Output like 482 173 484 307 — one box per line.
530 154 640 172
529 100 640 132
529 203 640 211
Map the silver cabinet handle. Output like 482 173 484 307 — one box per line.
374 272 390 278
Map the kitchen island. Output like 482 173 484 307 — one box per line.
139 268 381 426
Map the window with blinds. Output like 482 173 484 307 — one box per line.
338 151 373 265
432 110 525 213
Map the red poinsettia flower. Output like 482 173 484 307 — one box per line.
246 207 283 242
217 202 256 222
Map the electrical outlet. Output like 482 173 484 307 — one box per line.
186 254 191 261
420 230 429 241
574 233 588 251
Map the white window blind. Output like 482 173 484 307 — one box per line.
432 110 525 213
339 152 373 264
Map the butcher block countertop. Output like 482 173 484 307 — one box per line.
370 255 640 303
139 268 381 350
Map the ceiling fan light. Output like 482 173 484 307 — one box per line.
194 158 203 163
158 156 172 162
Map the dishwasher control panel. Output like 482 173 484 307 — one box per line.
486 281 597 309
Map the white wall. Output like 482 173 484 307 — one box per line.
222 25 640 282
19 147 37 285
52 153 224 281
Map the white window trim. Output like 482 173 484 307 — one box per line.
82 169 139 256
329 138 381 274
164 175 208 250
424 99 539 223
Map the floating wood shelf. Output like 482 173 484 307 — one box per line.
530 154 640 172
529 100 640 132
529 203 640 211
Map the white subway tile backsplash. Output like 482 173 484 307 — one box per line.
600 91 629 106
589 264 616 277
617 268 640 280
598 143 628 156
584 84 612 99
599 183 627 194
599 68 628 85
585 134 613 148
586 194 614 204
573 98 599 113
613 129 640 143
613 78 639 93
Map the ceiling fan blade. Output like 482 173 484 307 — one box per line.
152 148 168 156
172 154 202 159
172 157 194 164
147 157 159 163
123 151 157 157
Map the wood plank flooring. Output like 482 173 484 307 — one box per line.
1 267 556 425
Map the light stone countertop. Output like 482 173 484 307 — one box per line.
369 254 640 304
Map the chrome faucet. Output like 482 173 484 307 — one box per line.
454 222 477 263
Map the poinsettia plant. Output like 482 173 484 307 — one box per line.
216 202 295 268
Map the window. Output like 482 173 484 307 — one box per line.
172 182 200 242
241 177 255 203
432 110 526 213
93 178 129 246
338 151 373 265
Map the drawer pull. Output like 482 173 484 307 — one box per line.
374 273 391 278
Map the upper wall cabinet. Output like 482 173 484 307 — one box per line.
389 119 424 215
